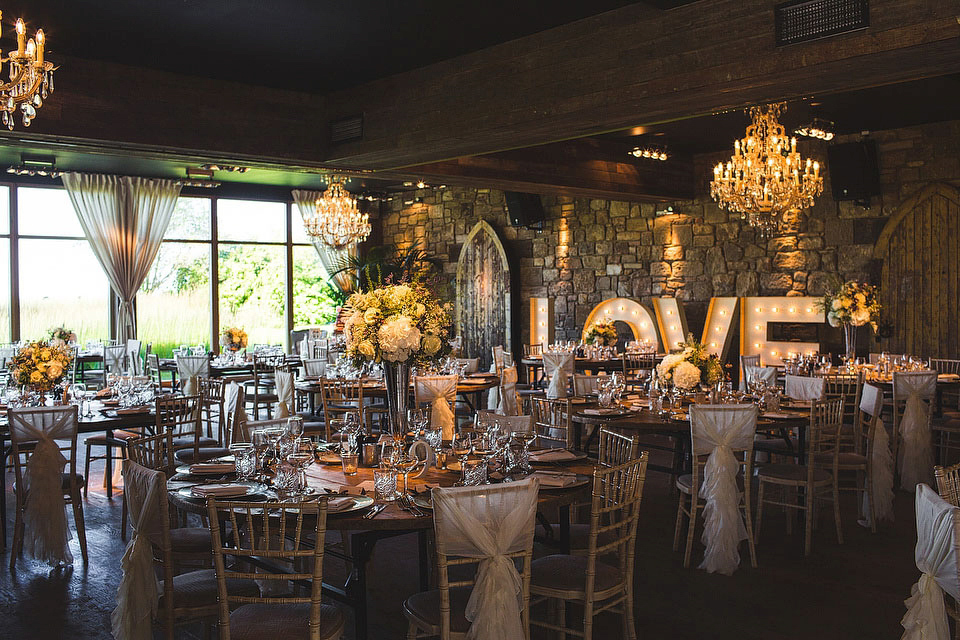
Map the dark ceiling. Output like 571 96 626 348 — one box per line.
12 0 647 92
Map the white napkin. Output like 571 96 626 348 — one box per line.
191 484 249 498
326 496 357 512
529 448 578 462
762 412 798 419
531 471 580 488
583 408 624 416
189 463 235 474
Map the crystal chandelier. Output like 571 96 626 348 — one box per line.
302 175 371 249
0 12 56 130
710 102 822 236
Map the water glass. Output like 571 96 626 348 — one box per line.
373 468 398 501
341 453 359 476
230 443 256 480
463 459 487 486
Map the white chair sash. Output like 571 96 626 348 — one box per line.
432 478 538 640
690 404 758 575
274 370 294 419
897 372 937 491
416 375 458 441
543 352 573 399
785 375 825 401
498 366 519 416
224 382 249 444
303 358 326 377
860 383 895 526
743 365 777 389
9 406 78 566
176 355 209 398
112 460 164 640
901 484 960 640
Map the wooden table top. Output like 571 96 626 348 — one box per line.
294 375 500 396
568 399 809 432
168 456 595 531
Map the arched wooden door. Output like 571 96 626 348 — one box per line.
874 183 960 358
455 221 511 370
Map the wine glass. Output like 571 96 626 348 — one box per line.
251 429 270 477
510 431 536 475
451 433 473 486
285 437 316 495
379 437 401 470
396 453 422 496
408 409 428 438
287 416 304 438
71 382 87 415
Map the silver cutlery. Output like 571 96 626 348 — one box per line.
363 503 387 519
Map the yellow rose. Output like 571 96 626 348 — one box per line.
358 340 376 358
40 348 51 360
29 370 43 383
422 334 442 355
363 308 381 325
47 362 63 379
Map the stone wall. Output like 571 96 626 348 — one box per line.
379 119 960 347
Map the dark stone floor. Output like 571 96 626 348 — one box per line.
0 436 919 639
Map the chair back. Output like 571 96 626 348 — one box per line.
456 358 479 374
622 353 656 380
146 353 163 386
252 352 286 385
414 375 458 439
743 365 777 390
523 343 543 357
197 377 226 442
431 478 539 640
104 344 127 374
492 345 507 374
739 354 761 390
126 339 142 376
895 371 938 491
475 410 534 434
498 365 519 416
598 427 640 467
859 382 894 524
785 375 825 401
573 374 603 396
175 355 209 396
207 499 333 640
818 370 863 427
224 382 249 444
302 358 326 377
127 430 176 477
931 359 960 375
531 396 573 448
937 462 960 508
319 378 365 440
273 368 295 418
809 397 844 481
156 394 201 465
542 351 574 399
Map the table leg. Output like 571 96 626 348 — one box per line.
105 428 114 498
346 532 377 640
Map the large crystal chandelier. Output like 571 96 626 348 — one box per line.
0 12 56 130
302 175 371 249
710 102 822 236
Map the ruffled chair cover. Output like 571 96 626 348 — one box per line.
690 404 758 575
104 344 127 373
498 366 519 416
901 483 960 640
224 382 249 444
743 365 777 389
861 382 895 526
273 369 294 419
415 375 458 441
303 358 326 377
432 477 538 640
9 406 78 566
785 375 825 401
542 352 573 399
112 460 164 640
175 355 209 398
896 371 938 491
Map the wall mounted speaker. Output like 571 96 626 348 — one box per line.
827 140 880 202
504 191 545 228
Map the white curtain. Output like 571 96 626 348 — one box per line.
901 484 960 640
785 375 825 401
274 369 294 419
690 404 758 576
291 189 356 296
432 478 538 640
9 406 78 566
176 355 209 398
112 460 163 640
498 366 519 416
62 173 181 343
896 372 937 491
543 352 573 399
415 375 457 441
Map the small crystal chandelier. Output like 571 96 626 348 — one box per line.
302 175 372 249
0 12 56 130
710 102 822 236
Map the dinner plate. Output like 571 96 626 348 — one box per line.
176 464 236 477
177 482 269 502
317 452 342 465
529 449 589 465
326 494 375 514
411 493 433 510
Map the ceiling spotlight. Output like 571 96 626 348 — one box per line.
416 180 427 189
629 146 669 161
794 118 836 141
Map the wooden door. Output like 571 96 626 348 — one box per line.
455 221 511 370
874 183 960 358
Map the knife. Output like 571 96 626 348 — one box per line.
363 503 387 519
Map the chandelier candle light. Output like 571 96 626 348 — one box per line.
302 175 372 249
710 102 823 236
0 11 55 129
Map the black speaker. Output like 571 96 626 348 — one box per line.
827 140 880 202
504 191 545 227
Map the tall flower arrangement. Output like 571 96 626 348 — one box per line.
656 334 723 391
819 280 881 330
219 327 249 352
343 283 452 366
11 340 73 392
584 319 617 346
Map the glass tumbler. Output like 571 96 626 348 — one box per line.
373 468 398 501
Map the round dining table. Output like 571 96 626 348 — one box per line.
167 454 594 640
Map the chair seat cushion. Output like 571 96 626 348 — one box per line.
229 602 345 640
531 554 623 593
169 527 213 554
174 447 232 464
814 452 867 466
403 587 472 634
159 569 259 610
172 435 220 450
758 463 831 483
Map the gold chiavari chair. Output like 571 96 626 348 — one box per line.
531 396 574 449
319 377 365 441
935 461 960 507
246 353 286 419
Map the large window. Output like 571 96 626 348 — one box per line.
0 185 339 352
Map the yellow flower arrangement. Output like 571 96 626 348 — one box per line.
11 340 73 392
584 319 618 346
219 327 249 352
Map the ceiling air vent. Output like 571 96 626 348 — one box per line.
775 0 869 47
329 114 363 144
